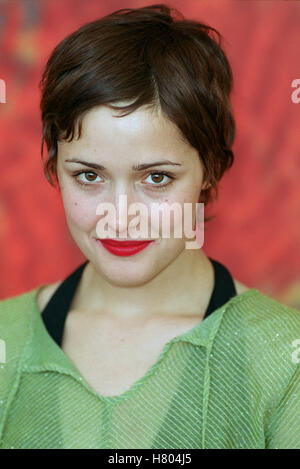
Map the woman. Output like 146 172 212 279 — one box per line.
0 4 299 449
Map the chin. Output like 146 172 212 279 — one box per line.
97 264 159 287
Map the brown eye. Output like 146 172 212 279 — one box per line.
73 171 102 186
85 172 97 181
145 172 170 185
143 171 175 191
151 173 165 184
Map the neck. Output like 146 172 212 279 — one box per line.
73 249 214 320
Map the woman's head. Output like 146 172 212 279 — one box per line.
40 3 235 207
39 4 236 287
55 102 208 286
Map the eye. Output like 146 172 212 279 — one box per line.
143 171 174 190
72 170 175 190
73 171 102 186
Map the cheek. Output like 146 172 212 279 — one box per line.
147 193 194 237
62 191 99 230
162 189 199 235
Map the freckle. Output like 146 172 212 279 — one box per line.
74 202 78 206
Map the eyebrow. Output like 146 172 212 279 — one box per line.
64 159 182 171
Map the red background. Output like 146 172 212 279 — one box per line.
0 0 299 308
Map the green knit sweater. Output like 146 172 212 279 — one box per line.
0 285 299 449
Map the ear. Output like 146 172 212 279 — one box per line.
201 180 211 191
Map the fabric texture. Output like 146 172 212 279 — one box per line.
0 262 299 449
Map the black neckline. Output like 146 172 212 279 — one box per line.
41 258 237 347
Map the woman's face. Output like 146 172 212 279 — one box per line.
56 103 208 287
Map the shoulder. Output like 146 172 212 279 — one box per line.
229 280 300 333
233 278 251 295
0 288 40 426
214 289 300 407
0 288 37 322
0 286 51 365
35 280 62 313
222 288 300 374
0 288 39 344
224 287 300 335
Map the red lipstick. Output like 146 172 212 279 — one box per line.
95 238 154 256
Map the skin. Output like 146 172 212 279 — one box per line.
39 102 250 322
37 102 251 396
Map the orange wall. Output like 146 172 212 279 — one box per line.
0 0 299 309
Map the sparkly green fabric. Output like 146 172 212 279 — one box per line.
0 286 299 449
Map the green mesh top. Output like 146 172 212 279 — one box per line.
0 270 299 449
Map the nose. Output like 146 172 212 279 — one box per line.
95 183 152 240
113 193 130 237
107 189 146 239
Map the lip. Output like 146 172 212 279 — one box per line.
95 238 154 257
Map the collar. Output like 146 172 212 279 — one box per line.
20 285 226 375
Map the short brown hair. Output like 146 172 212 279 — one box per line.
39 3 235 208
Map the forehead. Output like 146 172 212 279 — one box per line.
57 103 202 173
59 103 190 154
